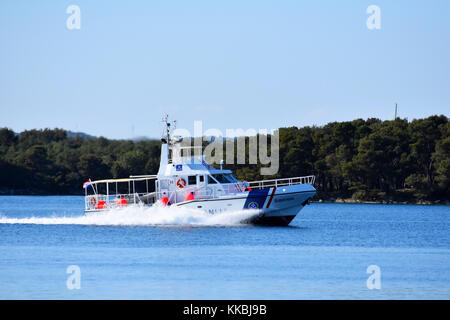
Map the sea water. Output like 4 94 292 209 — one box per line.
0 196 449 299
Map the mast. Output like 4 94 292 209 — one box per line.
158 114 178 176
161 114 177 145
161 114 170 143
158 115 170 176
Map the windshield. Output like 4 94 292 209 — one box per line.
224 174 238 183
212 174 238 184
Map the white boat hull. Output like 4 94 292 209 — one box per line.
174 183 316 226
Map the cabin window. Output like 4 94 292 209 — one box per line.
199 175 204 183
207 175 217 184
212 174 229 184
224 174 238 183
188 175 197 185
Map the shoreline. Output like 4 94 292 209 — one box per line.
0 192 448 205
312 198 450 205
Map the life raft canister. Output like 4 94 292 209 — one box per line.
116 197 128 207
97 200 106 209
176 178 187 189
185 192 194 201
160 197 169 206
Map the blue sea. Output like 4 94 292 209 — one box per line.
0 195 449 299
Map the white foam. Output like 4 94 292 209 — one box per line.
0 205 261 227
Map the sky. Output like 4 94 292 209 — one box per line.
0 0 449 139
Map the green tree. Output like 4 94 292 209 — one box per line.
432 136 450 195
408 115 447 185
77 154 110 180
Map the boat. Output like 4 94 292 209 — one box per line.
83 116 316 226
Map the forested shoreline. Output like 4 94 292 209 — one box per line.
0 115 449 204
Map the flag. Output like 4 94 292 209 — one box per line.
83 179 92 188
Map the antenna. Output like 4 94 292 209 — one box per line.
161 114 170 143
161 114 179 146
394 103 398 120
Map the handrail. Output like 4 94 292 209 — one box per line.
247 175 315 190
87 176 157 185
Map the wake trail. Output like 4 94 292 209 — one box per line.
0 205 261 227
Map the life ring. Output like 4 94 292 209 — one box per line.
90 197 97 207
176 178 187 189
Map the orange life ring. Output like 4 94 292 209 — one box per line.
176 178 187 189
90 197 97 206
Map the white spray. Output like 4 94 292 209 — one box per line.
0 205 261 227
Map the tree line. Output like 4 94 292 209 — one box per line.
0 115 448 202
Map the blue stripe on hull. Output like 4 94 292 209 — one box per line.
243 188 270 210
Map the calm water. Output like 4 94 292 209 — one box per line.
0 196 449 299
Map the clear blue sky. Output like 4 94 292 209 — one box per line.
1 0 449 139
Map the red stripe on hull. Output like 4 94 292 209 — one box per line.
266 187 277 208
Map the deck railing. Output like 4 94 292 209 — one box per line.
247 175 315 190
84 192 153 211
